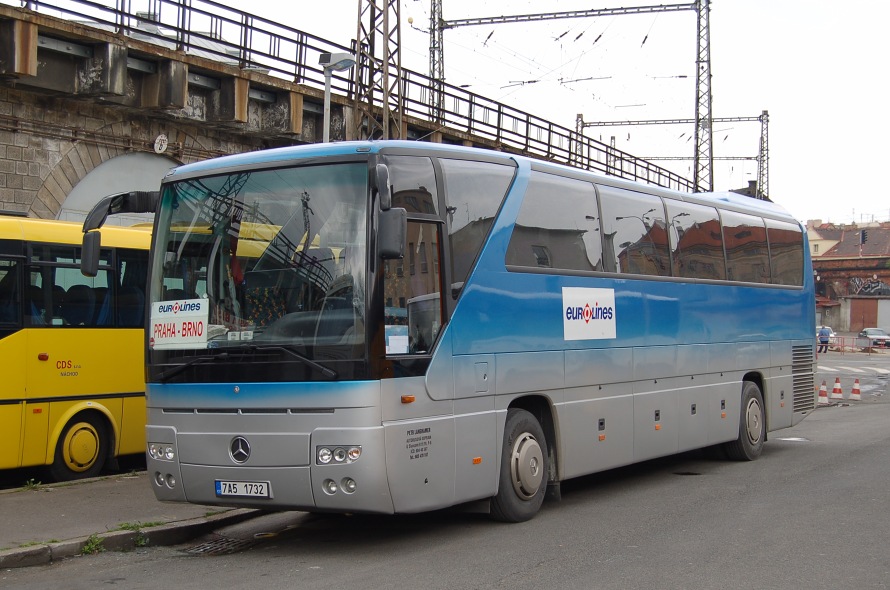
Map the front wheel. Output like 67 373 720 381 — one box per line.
48 413 108 481
491 409 549 522
723 381 765 461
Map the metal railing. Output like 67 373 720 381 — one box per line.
9 0 695 191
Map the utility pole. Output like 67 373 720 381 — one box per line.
757 110 769 199
435 2 712 190
692 0 712 192
429 0 445 122
354 0 403 139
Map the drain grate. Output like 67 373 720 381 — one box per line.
185 535 257 556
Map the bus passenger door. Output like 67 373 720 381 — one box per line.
0 257 26 469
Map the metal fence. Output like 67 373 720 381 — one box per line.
10 0 695 191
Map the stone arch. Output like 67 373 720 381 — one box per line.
32 120 182 220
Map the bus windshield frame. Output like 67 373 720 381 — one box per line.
148 160 371 382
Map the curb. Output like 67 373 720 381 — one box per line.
0 508 261 569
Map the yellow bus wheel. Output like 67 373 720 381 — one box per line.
48 415 108 482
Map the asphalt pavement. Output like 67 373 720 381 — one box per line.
0 471 260 569
0 340 884 570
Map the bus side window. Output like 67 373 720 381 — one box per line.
63 284 96 326
0 259 20 325
26 284 45 326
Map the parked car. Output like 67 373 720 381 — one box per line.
858 328 890 348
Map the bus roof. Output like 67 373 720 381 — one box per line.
0 214 151 249
164 141 797 225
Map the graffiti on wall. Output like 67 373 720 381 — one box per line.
850 276 890 296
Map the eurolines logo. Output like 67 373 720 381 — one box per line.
157 300 204 315
562 287 617 341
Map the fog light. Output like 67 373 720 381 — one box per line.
341 477 357 494
322 479 338 495
347 447 362 462
165 474 176 489
318 447 333 464
333 447 347 463
164 446 175 460
154 472 165 486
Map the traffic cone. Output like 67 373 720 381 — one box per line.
830 377 844 400
850 378 861 401
818 380 830 406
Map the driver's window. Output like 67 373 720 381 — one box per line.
384 221 444 355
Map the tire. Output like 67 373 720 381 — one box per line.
723 381 765 461
491 409 549 523
48 414 108 481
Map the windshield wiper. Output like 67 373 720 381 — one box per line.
156 352 230 382
239 344 337 379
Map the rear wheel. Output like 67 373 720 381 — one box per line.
491 409 548 522
723 381 765 461
48 414 108 481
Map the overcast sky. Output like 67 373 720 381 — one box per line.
238 0 889 225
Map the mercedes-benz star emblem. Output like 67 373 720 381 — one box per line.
230 437 251 464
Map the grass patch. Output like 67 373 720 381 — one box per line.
116 521 164 548
117 521 164 531
22 478 42 491
81 534 105 555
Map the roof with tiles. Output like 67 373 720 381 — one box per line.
821 223 890 257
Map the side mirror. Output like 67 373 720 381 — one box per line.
375 164 392 211
81 231 101 277
378 207 406 260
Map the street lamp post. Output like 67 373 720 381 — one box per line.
318 52 356 143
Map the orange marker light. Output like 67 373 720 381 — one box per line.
655 424 662 431
38 353 49 361
472 457 482 465
598 434 606 441
400 395 416 404
721 412 727 419
33 408 42 414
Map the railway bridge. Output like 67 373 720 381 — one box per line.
0 0 694 221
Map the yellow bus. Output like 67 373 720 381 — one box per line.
0 211 150 481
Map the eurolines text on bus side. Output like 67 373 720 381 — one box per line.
565 301 614 324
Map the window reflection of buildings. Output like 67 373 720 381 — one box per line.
723 223 770 283
384 188 440 312
672 217 726 280
508 225 600 271
610 211 670 276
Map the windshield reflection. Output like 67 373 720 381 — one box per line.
150 163 368 361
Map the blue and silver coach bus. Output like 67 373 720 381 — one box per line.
83 141 816 522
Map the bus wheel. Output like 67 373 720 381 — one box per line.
491 409 548 522
48 414 107 481
723 381 765 461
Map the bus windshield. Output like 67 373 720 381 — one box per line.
150 162 368 361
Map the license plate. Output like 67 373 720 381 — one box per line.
215 480 271 498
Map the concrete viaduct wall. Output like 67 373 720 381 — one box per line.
0 5 359 219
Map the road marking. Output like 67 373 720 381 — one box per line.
835 366 865 373
871 367 890 374
816 366 838 372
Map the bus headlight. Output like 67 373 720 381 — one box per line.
316 446 361 465
148 443 175 462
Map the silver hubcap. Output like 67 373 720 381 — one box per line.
745 397 763 446
510 432 544 500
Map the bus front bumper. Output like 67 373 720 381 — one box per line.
146 425 395 514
